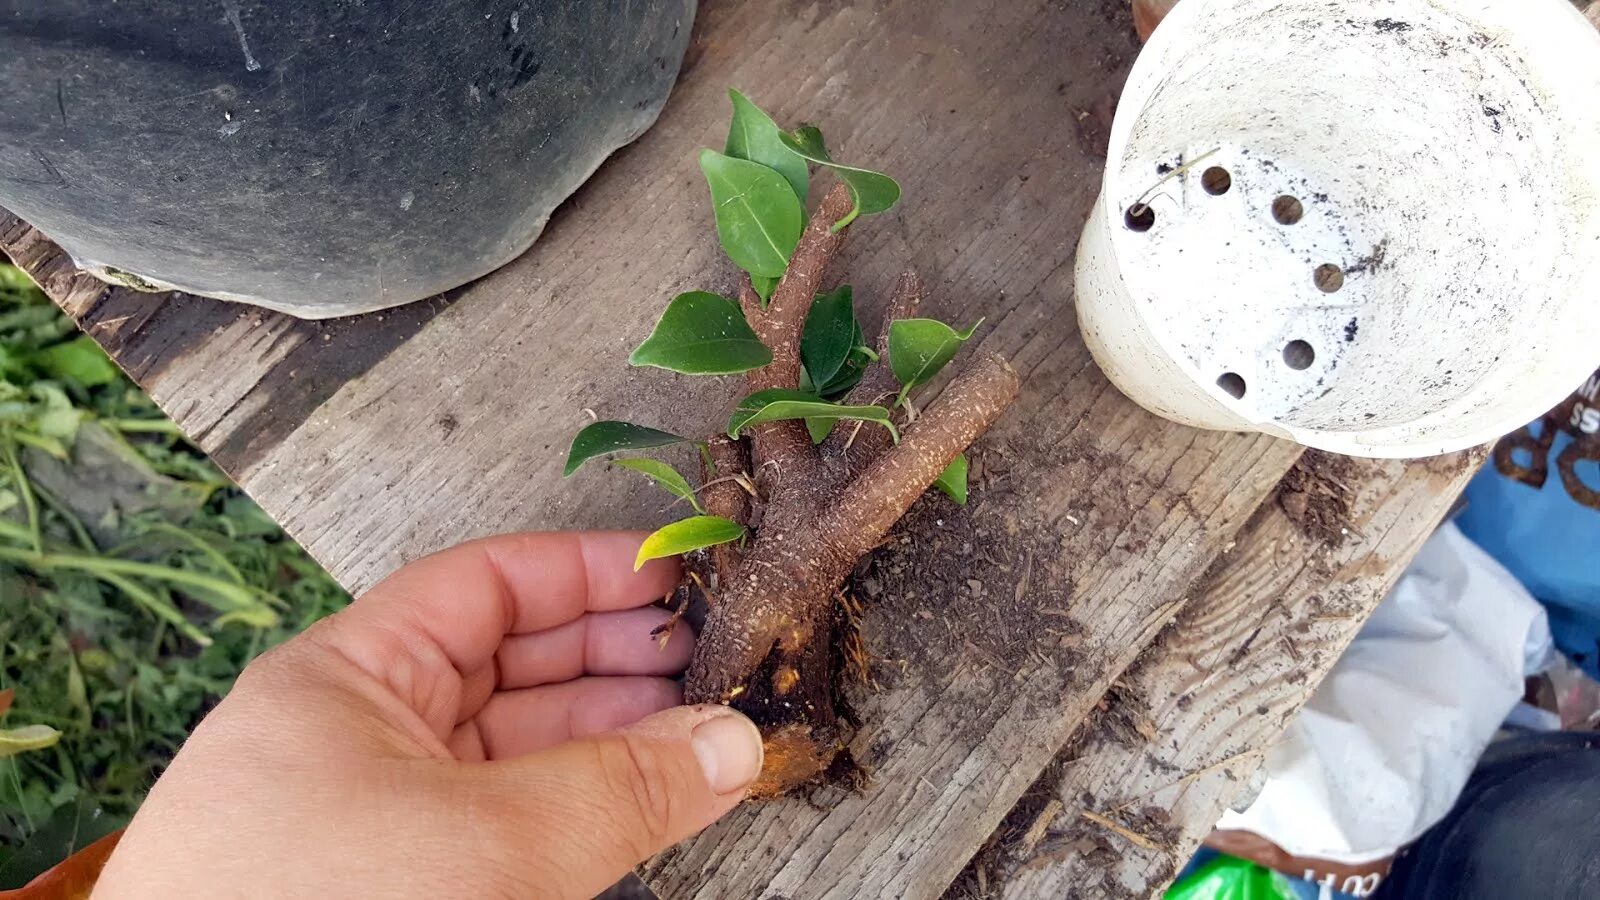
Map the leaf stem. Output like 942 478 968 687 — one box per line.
136 523 247 586
96 571 213 647
102 418 185 436
2 436 43 554
0 545 275 619
32 481 97 552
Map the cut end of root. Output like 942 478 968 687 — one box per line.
749 723 837 799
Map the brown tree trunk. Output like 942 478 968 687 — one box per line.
680 184 1021 796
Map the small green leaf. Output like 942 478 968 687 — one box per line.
699 149 805 278
634 515 746 571
725 89 809 204
565 421 691 476
613 458 704 514
779 126 902 230
629 291 773 375
751 275 779 303
806 417 836 443
889 317 984 403
35 406 83 442
0 723 62 759
819 339 872 399
730 396 898 442
727 388 819 437
11 430 69 460
35 335 121 387
800 285 857 391
932 453 969 505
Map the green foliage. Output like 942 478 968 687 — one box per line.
0 263 350 862
779 126 902 230
725 389 818 436
577 88 976 570
0 724 61 758
932 453 969 506
750 275 779 303
611 459 703 514
728 394 897 443
628 292 772 375
32 337 120 389
698 149 804 279
564 421 692 476
888 317 983 406
634 516 746 571
725 89 809 204
799 286 872 399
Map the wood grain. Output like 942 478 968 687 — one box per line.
979 449 1486 900
0 1 1469 897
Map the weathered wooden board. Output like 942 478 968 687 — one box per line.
0 1 1472 897
964 449 1485 900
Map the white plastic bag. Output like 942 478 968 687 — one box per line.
1217 523 1553 865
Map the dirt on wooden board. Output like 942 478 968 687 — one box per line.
942 684 1184 900
845 439 1089 695
1275 449 1357 547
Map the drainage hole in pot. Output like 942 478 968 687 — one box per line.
1314 263 1345 293
1201 166 1232 195
1283 340 1316 370
1217 372 1247 399
1272 195 1304 225
1125 203 1155 232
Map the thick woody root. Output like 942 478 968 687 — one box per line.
682 183 1022 796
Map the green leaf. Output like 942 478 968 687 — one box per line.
699 149 805 279
729 395 898 442
612 458 704 514
34 407 83 442
821 336 873 399
751 275 779 303
778 126 902 230
800 286 857 390
932 453 969 505
564 421 692 477
0 724 62 759
629 291 773 375
12 430 69 460
634 515 746 571
805 417 836 443
725 89 809 204
726 388 819 437
34 335 120 387
889 317 984 403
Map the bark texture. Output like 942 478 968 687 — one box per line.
684 184 1021 796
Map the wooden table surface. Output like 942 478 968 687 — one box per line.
0 1 1484 897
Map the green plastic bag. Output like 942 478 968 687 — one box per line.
1164 854 1298 900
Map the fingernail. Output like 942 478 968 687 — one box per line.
691 712 764 794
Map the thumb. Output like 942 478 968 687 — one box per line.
471 704 764 898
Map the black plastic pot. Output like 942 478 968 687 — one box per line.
0 0 694 317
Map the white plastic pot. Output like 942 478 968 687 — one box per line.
1076 0 1600 458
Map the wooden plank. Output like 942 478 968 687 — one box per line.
4 1 1330 896
958 448 1486 900
641 390 1300 899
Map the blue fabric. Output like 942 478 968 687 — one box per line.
1456 418 1600 678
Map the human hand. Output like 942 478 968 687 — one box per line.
93 532 763 899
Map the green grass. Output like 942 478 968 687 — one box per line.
0 263 349 880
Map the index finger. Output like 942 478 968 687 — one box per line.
334 531 681 678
